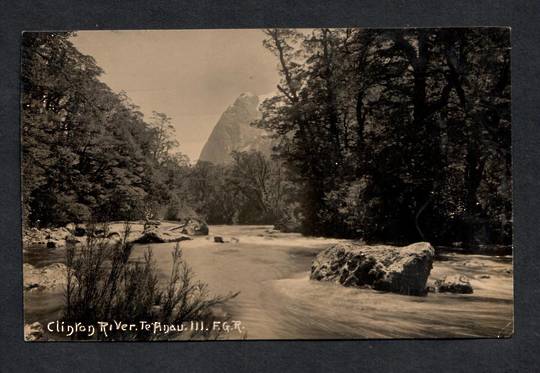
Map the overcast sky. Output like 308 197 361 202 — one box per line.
72 30 280 161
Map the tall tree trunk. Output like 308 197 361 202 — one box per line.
321 29 342 167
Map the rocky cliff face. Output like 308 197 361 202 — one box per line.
198 92 272 164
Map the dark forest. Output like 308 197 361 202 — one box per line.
22 28 511 247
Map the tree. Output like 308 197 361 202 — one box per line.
22 32 190 226
258 28 511 245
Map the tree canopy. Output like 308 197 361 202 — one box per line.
22 29 511 247
22 32 188 226
257 28 511 245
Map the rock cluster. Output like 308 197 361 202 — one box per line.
23 227 71 248
310 242 435 296
433 274 474 294
132 224 192 244
23 219 209 249
23 223 112 248
170 218 209 236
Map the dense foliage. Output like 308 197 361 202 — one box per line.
21 32 290 229
183 153 298 225
257 28 511 245
22 29 511 247
22 32 189 226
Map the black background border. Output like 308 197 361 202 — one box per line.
1 1 539 372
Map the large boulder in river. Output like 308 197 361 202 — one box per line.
310 242 435 296
132 226 192 244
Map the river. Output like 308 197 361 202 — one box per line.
24 224 513 339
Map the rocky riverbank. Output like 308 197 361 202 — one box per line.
24 221 503 299
23 225 513 339
22 219 210 295
22 218 209 249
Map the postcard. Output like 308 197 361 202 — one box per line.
22 28 512 341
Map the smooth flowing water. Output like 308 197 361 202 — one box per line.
24 225 513 339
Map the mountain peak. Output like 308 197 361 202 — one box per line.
230 92 259 110
238 91 256 98
198 92 273 165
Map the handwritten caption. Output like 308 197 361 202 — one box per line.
47 320 244 338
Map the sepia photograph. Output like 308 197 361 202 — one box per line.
21 28 512 341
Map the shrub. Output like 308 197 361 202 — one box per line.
64 223 238 340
